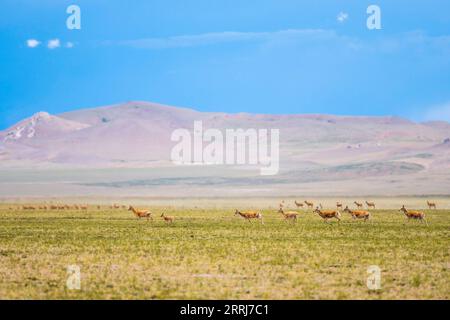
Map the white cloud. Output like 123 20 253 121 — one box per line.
337 12 349 23
26 39 40 48
107 29 450 56
422 103 450 122
47 39 60 49
26 38 76 50
115 29 338 49
374 31 450 54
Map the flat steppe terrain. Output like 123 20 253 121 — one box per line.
0 199 448 299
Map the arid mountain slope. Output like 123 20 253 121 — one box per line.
0 101 449 196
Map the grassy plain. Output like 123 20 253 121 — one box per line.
0 203 448 299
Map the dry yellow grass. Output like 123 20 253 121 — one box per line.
0 202 448 299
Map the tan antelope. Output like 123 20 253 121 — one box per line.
160 213 174 223
22 205 36 210
313 207 341 223
365 201 376 209
304 200 314 209
400 206 427 225
427 201 436 209
294 200 304 208
234 209 264 224
400 205 428 223
128 206 152 220
343 206 370 221
278 208 298 223
80 205 88 211
336 202 343 210
354 201 363 209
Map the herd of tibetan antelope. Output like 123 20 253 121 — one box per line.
5 199 439 226
273 200 432 225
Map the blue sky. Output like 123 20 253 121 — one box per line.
1 0 449 129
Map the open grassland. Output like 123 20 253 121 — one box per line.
0 204 448 299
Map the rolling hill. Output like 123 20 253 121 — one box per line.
0 101 449 197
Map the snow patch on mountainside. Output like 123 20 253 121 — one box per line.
2 111 89 143
4 112 50 141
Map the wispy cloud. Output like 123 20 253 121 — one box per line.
26 39 40 48
113 29 338 49
47 39 60 49
108 29 450 55
31 30 450 54
337 12 349 23
372 31 450 54
421 102 450 122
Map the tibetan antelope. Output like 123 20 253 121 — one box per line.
313 207 341 223
365 201 376 209
343 206 370 221
336 202 343 210
161 213 174 223
234 210 264 224
304 200 314 209
294 200 304 208
278 208 298 223
354 201 363 209
128 206 153 220
400 206 427 225
427 201 436 209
